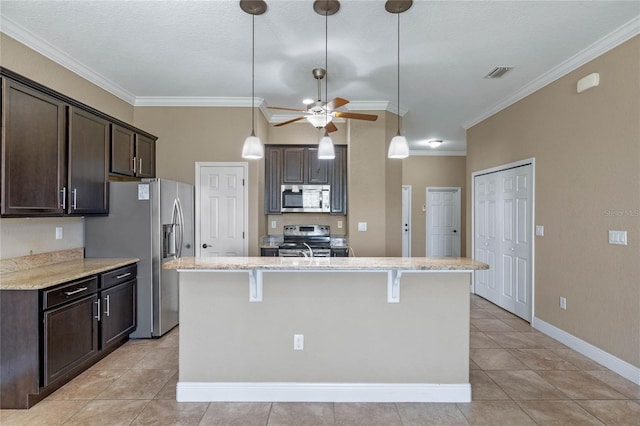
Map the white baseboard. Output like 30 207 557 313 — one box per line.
176 382 471 403
532 316 640 385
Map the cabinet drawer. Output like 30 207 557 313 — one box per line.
101 264 137 289
43 277 98 309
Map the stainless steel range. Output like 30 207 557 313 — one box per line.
279 225 331 257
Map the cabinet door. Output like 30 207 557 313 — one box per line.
264 146 282 214
1 78 66 216
135 134 155 178
330 145 347 214
100 280 136 349
307 148 330 184
110 125 135 176
282 147 305 184
43 294 98 386
68 107 109 214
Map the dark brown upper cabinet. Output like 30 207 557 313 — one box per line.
1 68 157 217
67 107 109 215
110 125 156 178
1 78 67 216
264 144 347 215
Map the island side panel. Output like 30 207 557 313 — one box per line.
179 271 470 385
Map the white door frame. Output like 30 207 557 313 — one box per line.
401 185 412 257
471 157 536 318
425 187 461 257
195 162 249 257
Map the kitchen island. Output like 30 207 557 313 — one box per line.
163 256 488 403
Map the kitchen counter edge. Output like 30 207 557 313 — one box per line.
0 258 139 290
163 256 488 271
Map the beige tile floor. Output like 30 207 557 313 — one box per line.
2 294 639 425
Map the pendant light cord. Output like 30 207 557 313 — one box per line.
397 12 401 135
324 7 328 130
251 13 256 135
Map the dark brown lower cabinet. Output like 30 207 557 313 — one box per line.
44 294 99 386
0 264 137 409
100 280 136 349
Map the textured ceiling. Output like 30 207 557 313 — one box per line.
1 1 639 154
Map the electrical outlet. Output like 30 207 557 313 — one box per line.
559 296 567 310
55 227 63 240
293 334 304 350
337 220 343 229
271 220 277 229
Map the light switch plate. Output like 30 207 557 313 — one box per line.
358 222 367 232
535 225 544 236
608 230 627 245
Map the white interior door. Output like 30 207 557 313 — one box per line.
196 162 247 257
474 163 533 321
426 187 461 257
401 185 411 257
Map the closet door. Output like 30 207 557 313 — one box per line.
474 164 533 321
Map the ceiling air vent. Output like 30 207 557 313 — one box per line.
484 67 514 79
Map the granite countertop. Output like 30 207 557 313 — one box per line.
0 258 139 290
164 256 488 271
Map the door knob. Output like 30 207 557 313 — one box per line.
202 244 211 249
453 230 457 233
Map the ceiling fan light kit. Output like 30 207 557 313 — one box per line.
387 0 412 160
268 0 377 139
318 131 336 159
240 0 267 160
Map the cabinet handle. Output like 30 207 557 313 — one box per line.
104 295 110 317
116 272 131 279
64 286 88 296
132 157 137 173
139 158 143 174
60 187 66 209
95 299 101 321
72 188 78 209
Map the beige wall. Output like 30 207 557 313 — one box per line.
0 34 133 123
466 36 640 367
402 156 467 257
133 106 268 256
180 271 470 383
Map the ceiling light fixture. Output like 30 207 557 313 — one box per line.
386 0 412 159
240 0 267 160
314 0 337 160
427 139 443 148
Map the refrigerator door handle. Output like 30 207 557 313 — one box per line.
176 198 186 258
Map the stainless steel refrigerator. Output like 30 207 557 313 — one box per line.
85 178 194 338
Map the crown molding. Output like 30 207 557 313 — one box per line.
134 96 261 107
346 100 406 115
1 17 137 105
409 149 466 157
463 15 640 130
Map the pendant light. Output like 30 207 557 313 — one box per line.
386 0 412 159
314 0 337 160
240 0 267 159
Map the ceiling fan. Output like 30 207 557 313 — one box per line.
268 68 378 132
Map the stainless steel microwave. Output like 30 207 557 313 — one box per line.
281 185 330 213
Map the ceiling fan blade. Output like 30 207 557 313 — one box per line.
325 121 338 133
274 116 307 127
325 97 349 111
334 111 378 121
268 106 307 112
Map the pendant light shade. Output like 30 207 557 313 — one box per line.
386 0 412 159
240 1 267 160
388 133 409 159
242 131 264 159
318 131 335 159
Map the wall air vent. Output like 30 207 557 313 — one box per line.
484 67 514 79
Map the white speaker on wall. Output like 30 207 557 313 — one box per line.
577 72 600 93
